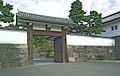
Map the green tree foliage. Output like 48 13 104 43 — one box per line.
87 11 103 35
33 36 54 58
68 0 104 35
0 0 14 23
68 0 86 34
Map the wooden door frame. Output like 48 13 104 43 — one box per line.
27 23 69 64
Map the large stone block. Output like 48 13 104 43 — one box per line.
8 44 27 49
0 48 7 52
114 36 120 46
10 61 21 67
0 44 28 68
0 44 8 48
114 46 120 54
7 49 20 60
19 48 28 54
0 63 11 68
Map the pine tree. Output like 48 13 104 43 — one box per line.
68 0 104 35
89 11 103 35
68 0 86 34
0 0 14 23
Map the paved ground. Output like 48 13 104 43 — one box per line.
0 62 120 76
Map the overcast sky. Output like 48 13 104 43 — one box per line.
4 0 120 18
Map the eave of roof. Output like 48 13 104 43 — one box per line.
102 11 120 24
102 11 120 19
103 17 120 24
17 11 76 26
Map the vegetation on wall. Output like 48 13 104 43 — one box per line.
96 55 105 60
68 0 104 35
115 54 120 60
33 36 54 58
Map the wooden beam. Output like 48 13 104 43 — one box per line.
61 26 69 62
33 30 62 36
27 23 33 64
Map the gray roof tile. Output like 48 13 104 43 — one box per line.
17 11 76 26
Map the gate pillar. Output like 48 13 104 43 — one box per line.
54 37 63 62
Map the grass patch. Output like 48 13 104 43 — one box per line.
96 60 120 63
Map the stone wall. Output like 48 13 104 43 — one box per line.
114 36 120 59
0 44 28 68
114 36 120 46
68 46 116 62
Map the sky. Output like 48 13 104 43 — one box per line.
3 0 120 18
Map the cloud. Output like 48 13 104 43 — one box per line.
4 0 120 18
4 0 72 18
4 0 37 13
25 0 74 18
4 0 95 18
92 0 112 11
81 0 94 12
91 0 120 17
27 1 69 18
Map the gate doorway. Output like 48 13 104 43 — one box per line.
33 36 54 63
17 11 74 64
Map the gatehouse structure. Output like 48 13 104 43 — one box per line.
0 11 120 68
16 11 75 63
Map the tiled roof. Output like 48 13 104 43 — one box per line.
17 11 76 26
